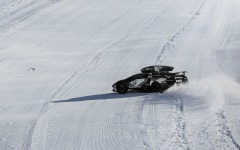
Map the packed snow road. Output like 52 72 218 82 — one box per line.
0 0 240 149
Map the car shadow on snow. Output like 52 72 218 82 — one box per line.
52 92 150 103
52 92 205 111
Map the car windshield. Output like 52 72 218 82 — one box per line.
126 75 137 81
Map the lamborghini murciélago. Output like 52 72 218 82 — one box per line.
112 66 188 94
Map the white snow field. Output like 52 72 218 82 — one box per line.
1 0 240 149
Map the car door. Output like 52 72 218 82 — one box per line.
129 75 148 88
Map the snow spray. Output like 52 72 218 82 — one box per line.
167 74 240 112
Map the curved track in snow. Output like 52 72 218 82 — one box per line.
0 0 240 149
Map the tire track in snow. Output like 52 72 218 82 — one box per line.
141 96 189 149
167 98 189 150
0 0 60 31
87 9 131 40
196 0 232 79
134 0 176 34
156 0 206 64
29 104 57 150
25 68 83 150
0 0 24 16
215 111 240 150
141 100 161 150
215 2 237 77
193 110 240 149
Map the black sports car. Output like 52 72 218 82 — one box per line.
112 66 188 94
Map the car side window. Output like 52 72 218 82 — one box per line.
152 76 166 83
129 80 137 87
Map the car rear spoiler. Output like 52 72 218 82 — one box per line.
171 71 187 76
168 71 188 83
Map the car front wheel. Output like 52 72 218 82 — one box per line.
116 82 128 94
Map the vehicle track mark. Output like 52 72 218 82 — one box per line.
141 96 189 149
156 0 206 64
0 0 24 16
137 0 176 33
216 111 240 150
194 110 240 149
214 23 230 76
0 0 60 31
215 3 236 75
167 98 189 150
141 101 158 149
87 9 130 40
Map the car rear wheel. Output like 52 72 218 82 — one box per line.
151 81 163 93
116 82 128 94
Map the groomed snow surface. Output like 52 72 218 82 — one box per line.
1 0 240 149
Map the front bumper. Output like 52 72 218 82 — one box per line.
112 83 117 92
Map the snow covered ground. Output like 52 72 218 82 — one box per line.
0 0 240 149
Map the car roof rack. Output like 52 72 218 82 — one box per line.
141 65 174 73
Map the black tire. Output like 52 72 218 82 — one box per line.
116 82 128 94
151 81 163 93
